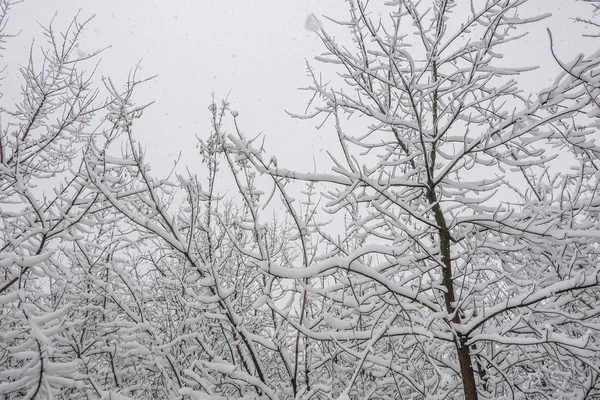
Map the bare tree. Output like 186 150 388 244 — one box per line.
0 7 311 397
0 10 153 398
230 1 600 399
85 96 323 399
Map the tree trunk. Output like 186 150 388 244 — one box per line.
457 339 479 400
429 189 479 400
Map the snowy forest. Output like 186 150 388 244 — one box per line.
1 0 600 399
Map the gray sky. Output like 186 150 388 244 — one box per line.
2 0 596 177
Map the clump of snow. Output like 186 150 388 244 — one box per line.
337 392 350 400
305 13 322 32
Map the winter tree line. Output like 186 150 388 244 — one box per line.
1 0 600 399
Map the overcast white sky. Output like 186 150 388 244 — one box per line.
2 0 596 177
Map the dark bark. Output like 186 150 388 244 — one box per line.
427 188 479 400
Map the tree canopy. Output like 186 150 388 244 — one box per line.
1 1 599 399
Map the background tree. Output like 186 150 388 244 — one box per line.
0 10 157 398
0 9 311 396
85 97 322 399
